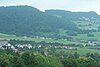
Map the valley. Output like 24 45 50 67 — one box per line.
0 5 100 60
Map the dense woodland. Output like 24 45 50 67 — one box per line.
0 6 78 36
0 6 99 37
0 49 100 67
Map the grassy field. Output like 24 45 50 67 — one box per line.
0 33 86 45
56 47 100 56
59 28 100 41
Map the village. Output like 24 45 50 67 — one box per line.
0 39 100 50
0 40 73 51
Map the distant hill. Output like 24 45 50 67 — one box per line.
0 5 99 37
0 6 78 36
45 10 99 20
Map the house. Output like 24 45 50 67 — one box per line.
16 44 33 49
0 40 9 47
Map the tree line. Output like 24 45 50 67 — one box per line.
0 51 100 67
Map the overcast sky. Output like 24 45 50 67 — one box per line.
0 0 100 14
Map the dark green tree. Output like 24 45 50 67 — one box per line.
62 58 77 67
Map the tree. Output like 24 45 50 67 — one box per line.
47 56 63 67
0 57 11 67
62 58 77 67
87 33 94 37
77 58 98 67
11 56 26 67
74 52 79 59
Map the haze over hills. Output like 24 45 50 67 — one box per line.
0 5 100 37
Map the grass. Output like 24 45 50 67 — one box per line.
56 47 100 56
76 47 100 56
58 28 100 41
71 32 100 41
0 33 86 45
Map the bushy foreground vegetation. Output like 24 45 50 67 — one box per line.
0 49 100 67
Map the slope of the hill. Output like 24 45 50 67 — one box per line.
0 6 78 36
45 10 99 20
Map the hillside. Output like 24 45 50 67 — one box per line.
0 6 77 36
45 10 99 20
0 5 100 39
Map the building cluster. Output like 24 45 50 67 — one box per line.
15 44 72 49
0 40 72 50
0 40 12 48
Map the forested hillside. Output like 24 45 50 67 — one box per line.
45 10 99 20
0 6 77 36
0 5 100 38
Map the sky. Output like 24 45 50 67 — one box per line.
0 0 100 14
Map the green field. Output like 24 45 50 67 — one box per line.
56 47 100 56
0 33 85 45
71 32 100 40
